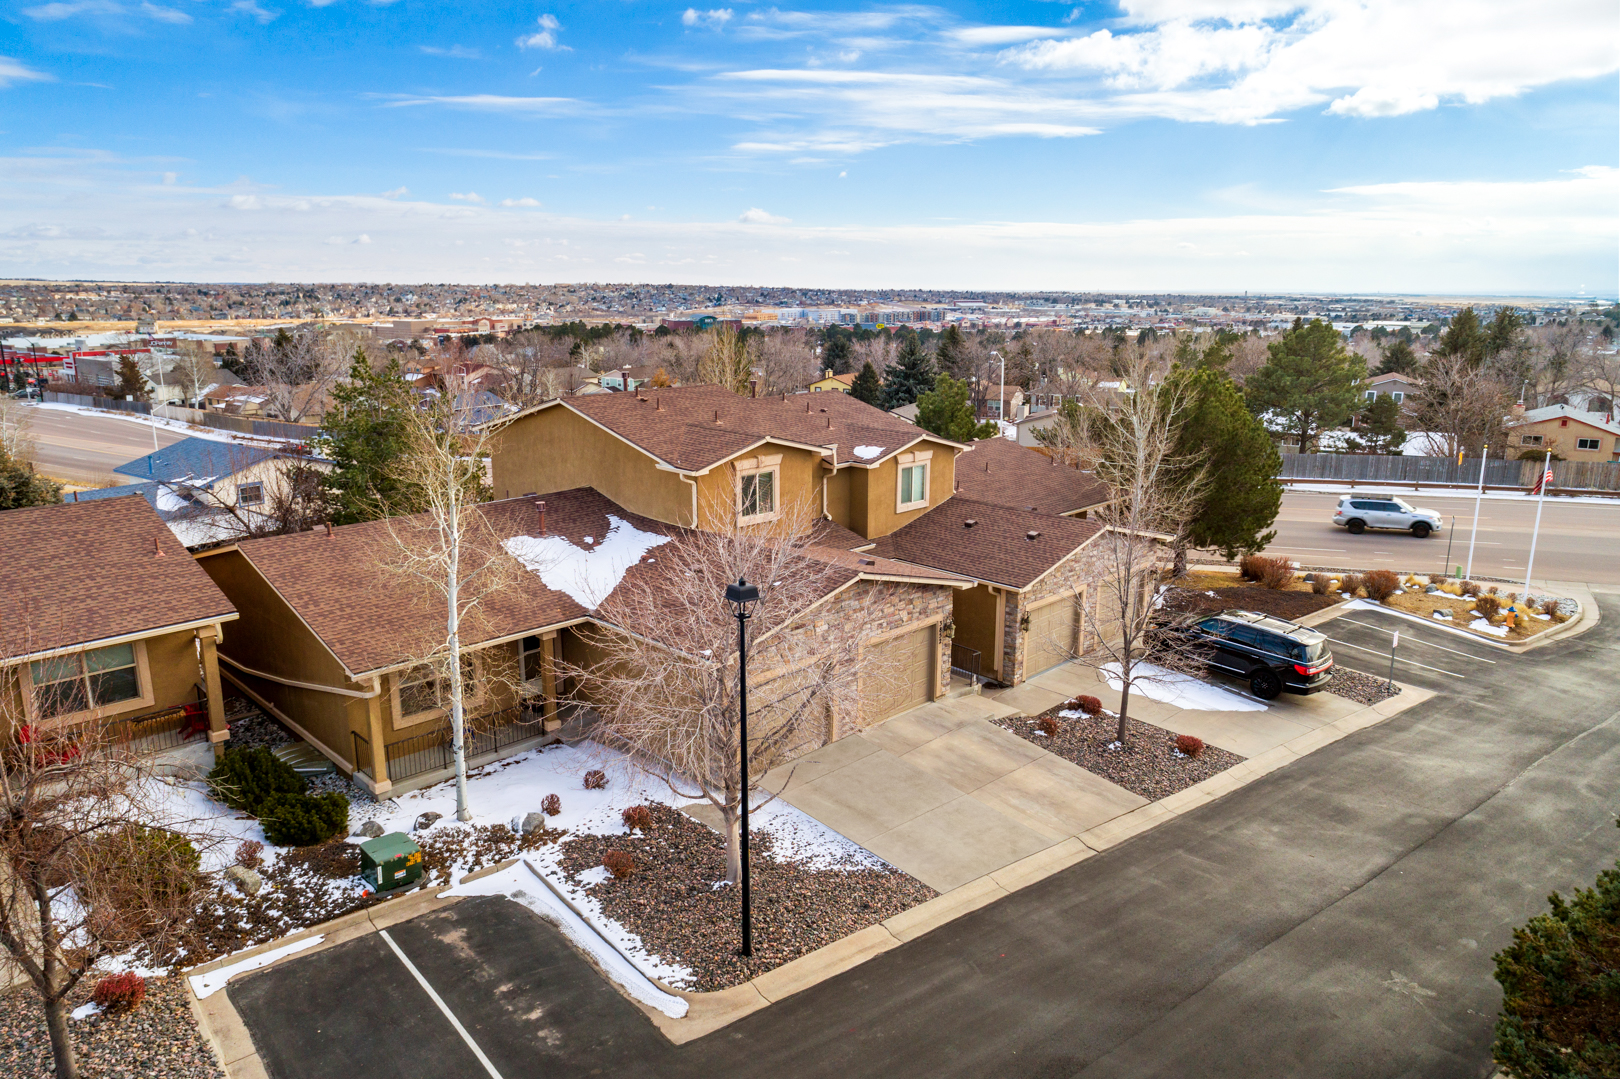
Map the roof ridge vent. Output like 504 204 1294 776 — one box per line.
1026 529 1040 540
963 519 977 528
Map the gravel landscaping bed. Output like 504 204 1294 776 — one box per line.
995 710 1246 802
1326 665 1402 705
0 976 221 1079
554 803 935 993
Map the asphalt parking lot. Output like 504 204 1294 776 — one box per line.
230 598 1620 1079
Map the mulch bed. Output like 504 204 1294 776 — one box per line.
0 976 221 1079
1326 665 1402 706
1161 583 1341 621
995 710 1246 802
554 804 935 993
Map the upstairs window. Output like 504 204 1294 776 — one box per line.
31 642 141 720
734 453 782 523
236 482 264 506
1576 437 1600 451
896 451 931 512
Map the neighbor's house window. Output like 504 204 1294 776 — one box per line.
1364 390 1376 402
395 655 479 727
733 453 782 523
30 642 142 721
236 482 264 506
1521 434 1543 446
1391 391 1404 403
895 449 932 512
1576 437 1600 451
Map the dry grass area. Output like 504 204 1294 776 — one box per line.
1175 569 1317 595
1382 590 1561 642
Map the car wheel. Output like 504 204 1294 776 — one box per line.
1346 519 1365 535
1250 669 1283 700
1411 522 1431 538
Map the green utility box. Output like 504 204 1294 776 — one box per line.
359 832 424 893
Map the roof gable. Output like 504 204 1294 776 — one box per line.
869 495 1105 590
952 438 1109 516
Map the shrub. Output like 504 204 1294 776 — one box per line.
541 793 561 816
1309 575 1333 595
583 770 607 790
602 850 636 880
234 840 264 870
1491 837 1620 1079
1462 580 1483 597
1238 554 1265 581
1340 573 1366 597
96 826 201 921
1504 591 1518 603
1364 569 1401 602
1173 734 1205 758
1259 557 1296 590
207 747 303 814
1515 612 1532 630
1540 598 1560 617
621 805 653 832
1074 695 1102 716
1475 594 1502 618
1037 715 1061 737
258 791 350 847
92 973 146 1014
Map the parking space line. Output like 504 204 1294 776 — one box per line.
379 930 505 1079
1334 618 1497 663
1323 637 1466 678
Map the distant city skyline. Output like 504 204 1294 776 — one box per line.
1 1 1615 292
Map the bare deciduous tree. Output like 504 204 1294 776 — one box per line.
490 331 578 407
564 499 872 884
754 330 820 395
1412 353 1513 458
244 331 347 423
697 327 753 393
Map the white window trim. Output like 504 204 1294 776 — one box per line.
236 481 265 506
391 653 486 731
734 453 783 524
895 452 931 513
1576 437 1600 450
19 639 156 729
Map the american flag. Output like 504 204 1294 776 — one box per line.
1531 466 1554 495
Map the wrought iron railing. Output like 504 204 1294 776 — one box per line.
382 702 552 783
950 643 982 685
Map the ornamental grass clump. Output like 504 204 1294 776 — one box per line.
1238 554 1266 582
1309 575 1334 595
1363 569 1401 602
583 770 607 790
234 839 264 870
1037 715 1061 738
1173 734 1205 758
1258 557 1296 590
1340 573 1366 597
621 805 652 832
1539 598 1560 617
541 793 561 816
91 973 146 1014
1070 695 1102 716
602 850 636 880
1474 594 1502 619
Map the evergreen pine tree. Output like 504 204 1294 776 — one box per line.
881 333 935 409
849 361 883 407
1166 366 1282 571
934 325 971 379
1376 340 1420 375
0 448 61 510
1244 319 1366 452
914 373 998 443
312 348 416 524
823 334 852 375
1346 395 1407 455
113 356 149 401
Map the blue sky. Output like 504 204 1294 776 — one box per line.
1 1 1615 291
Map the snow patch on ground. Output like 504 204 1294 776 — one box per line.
1470 617 1510 637
188 935 324 999
852 445 883 460
1432 610 1453 621
70 1002 102 1021
1101 662 1267 712
503 515 670 608
574 865 612 887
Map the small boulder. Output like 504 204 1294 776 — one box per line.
1425 584 1440 593
224 865 262 896
353 820 385 838
414 812 443 832
519 812 548 836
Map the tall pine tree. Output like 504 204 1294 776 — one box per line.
1166 365 1282 573
823 333 852 375
312 348 417 524
881 333 935 409
849 361 883 407
1244 318 1365 452
915 373 998 443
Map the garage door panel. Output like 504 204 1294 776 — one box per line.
1025 597 1078 678
861 626 934 726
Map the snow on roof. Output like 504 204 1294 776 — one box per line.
502 514 670 609
1513 403 1620 436
852 445 884 459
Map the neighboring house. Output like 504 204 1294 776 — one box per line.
74 436 329 546
1362 372 1420 406
1506 404 1620 462
808 371 856 394
196 488 965 795
202 383 274 416
977 383 1025 422
1009 407 1059 447
594 365 671 392
889 402 919 424
0 496 238 764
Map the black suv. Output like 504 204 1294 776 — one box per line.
1166 609 1334 700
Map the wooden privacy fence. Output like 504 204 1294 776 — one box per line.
41 393 319 441
1278 453 1620 492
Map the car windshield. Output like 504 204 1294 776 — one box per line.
1290 640 1326 662
1392 498 1415 512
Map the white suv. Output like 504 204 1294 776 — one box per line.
1332 494 1445 538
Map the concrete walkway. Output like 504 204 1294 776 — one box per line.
767 658 1386 893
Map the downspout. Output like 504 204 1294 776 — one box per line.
681 472 699 528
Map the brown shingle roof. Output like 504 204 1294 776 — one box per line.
548 384 953 471
953 438 1110 516
233 487 963 677
808 518 874 551
869 496 1105 591
0 496 238 661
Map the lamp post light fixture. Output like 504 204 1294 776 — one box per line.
724 576 761 957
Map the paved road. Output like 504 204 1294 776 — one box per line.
12 403 185 485
1261 488 1620 585
232 599 1620 1079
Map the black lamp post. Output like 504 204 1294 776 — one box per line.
724 575 760 957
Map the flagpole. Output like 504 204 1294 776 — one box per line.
1464 444 1487 580
1522 450 1551 598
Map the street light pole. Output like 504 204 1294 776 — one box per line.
724 576 760 958
1464 444 1487 580
989 349 1005 432
1523 451 1552 598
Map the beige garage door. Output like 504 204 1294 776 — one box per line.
1025 596 1078 678
861 625 934 726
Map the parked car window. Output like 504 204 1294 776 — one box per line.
1349 500 1376 510
1250 630 1289 656
30 642 140 719
1290 639 1326 662
1226 625 1264 648
1198 618 1229 636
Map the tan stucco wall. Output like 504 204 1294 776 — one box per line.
857 439 961 539
1 625 214 738
1509 419 1619 463
823 465 851 528
693 444 828 529
951 582 1002 681
489 406 692 524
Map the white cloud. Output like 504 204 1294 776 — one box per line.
420 44 481 59
0 57 52 87
501 197 542 207
738 207 789 224
229 0 277 22
449 191 486 204
355 234 372 244
378 94 581 115
380 186 408 199
517 13 568 50
682 7 732 29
